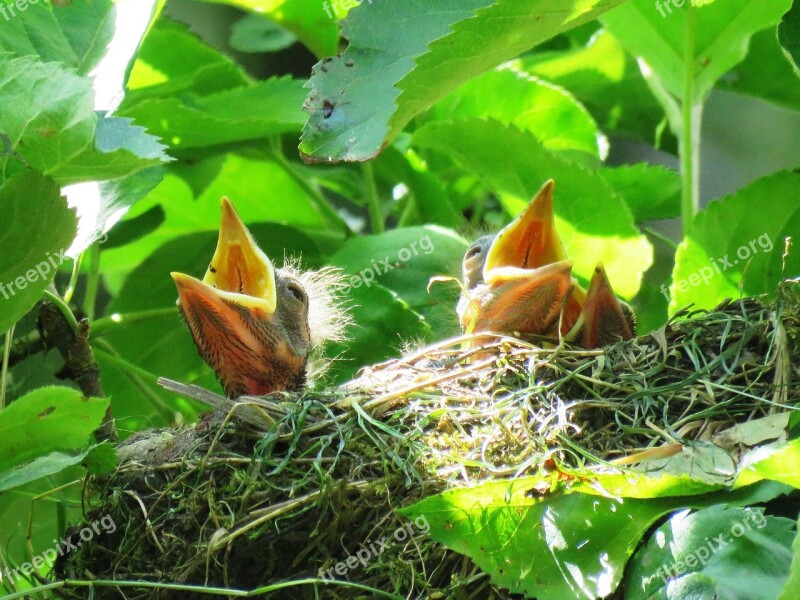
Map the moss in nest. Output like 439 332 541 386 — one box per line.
58 283 799 598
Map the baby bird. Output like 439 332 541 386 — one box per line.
171 199 345 398
458 179 635 348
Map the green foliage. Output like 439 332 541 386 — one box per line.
602 0 793 104
300 0 627 161
0 386 108 477
1 0 800 596
626 506 795 600
0 173 76 332
404 477 684 599
779 0 800 75
671 172 799 313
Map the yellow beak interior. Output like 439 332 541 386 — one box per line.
483 179 569 277
174 197 277 315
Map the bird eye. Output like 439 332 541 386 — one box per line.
287 282 307 304
465 245 483 260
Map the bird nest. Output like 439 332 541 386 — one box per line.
57 281 800 599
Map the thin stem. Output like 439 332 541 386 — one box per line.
63 250 84 304
42 290 79 333
91 307 177 337
268 138 352 237
83 244 101 321
1 325 15 409
680 5 701 236
361 161 383 233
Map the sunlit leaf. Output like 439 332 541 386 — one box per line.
520 30 673 151
428 68 600 160
670 171 799 314
125 18 248 97
119 77 307 149
602 0 793 103
403 476 685 599
300 0 627 162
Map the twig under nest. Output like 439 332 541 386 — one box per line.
57 283 799 599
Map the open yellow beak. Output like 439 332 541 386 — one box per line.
171 197 277 316
483 179 569 283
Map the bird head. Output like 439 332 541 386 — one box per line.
171 198 346 398
457 180 583 336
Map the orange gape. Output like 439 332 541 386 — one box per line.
171 198 312 398
458 179 635 348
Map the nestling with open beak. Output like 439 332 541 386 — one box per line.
171 198 347 398
457 179 635 348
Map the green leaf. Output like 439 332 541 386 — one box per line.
329 226 468 336
0 172 76 331
300 0 627 162
197 0 339 57
326 283 430 382
55 115 172 184
0 56 96 175
428 68 600 159
778 514 800 600
720 29 800 111
669 171 799 314
778 0 800 75
413 119 653 298
625 505 794 600
119 77 307 149
230 14 297 53
125 18 249 98
403 477 683 599
82 441 119 475
599 163 681 223
738 438 800 490
0 448 95 492
601 0 793 103
0 0 115 76
520 30 674 151
0 387 108 472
